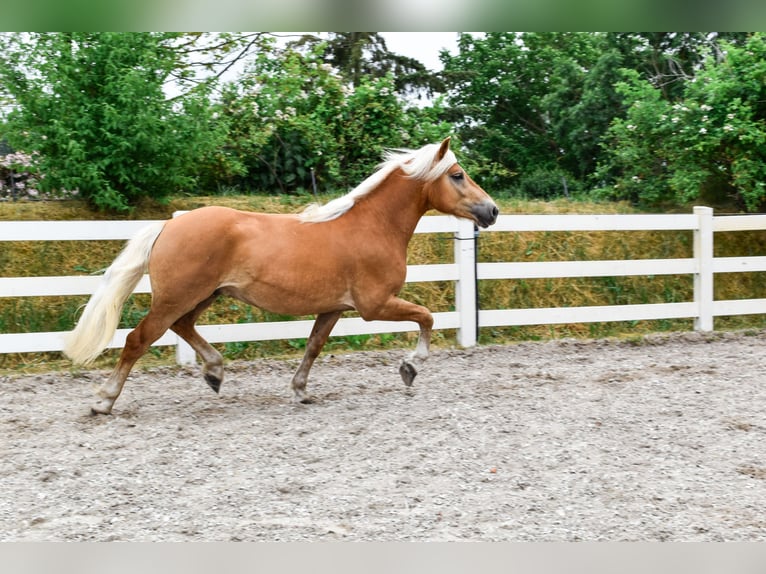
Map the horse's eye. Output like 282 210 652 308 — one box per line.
450 172 464 181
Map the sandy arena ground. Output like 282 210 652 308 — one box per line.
2 330 766 541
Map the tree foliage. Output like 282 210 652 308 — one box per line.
440 31 761 208
597 34 766 211
440 32 604 193
217 45 452 194
0 32 228 211
292 33 444 97
1 32 764 211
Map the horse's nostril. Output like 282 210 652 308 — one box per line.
471 201 499 227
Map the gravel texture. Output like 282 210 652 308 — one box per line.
3 330 766 541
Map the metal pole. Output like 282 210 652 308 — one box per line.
310 167 319 203
474 224 480 342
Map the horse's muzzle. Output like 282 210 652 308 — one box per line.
472 201 499 228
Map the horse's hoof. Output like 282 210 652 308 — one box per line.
292 392 315 405
90 403 113 416
399 360 417 387
204 373 222 394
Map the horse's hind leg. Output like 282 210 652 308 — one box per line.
291 311 342 403
170 294 224 393
91 311 176 415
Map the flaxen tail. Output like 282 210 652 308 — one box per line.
63 221 166 365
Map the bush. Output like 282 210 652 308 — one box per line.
596 34 766 212
0 33 226 212
216 47 455 195
510 167 581 200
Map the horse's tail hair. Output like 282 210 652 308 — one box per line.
63 221 166 365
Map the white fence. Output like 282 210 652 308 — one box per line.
2 205 766 365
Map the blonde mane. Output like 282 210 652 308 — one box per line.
299 142 457 223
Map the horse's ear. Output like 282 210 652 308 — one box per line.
436 137 451 161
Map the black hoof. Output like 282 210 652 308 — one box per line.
205 373 222 394
292 391 315 404
399 361 417 387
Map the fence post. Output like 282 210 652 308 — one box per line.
693 206 714 332
172 211 197 365
454 217 478 347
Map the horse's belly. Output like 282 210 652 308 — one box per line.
220 280 354 317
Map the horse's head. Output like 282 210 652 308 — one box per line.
424 137 499 228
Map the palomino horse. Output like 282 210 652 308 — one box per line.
64 137 498 414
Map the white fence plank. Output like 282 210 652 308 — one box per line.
0 220 157 241
195 312 461 345
713 256 766 274
480 302 698 327
0 312 463 355
4 208 766 361
488 213 698 232
713 298 766 317
405 264 459 283
413 215 460 233
0 331 66 353
714 215 766 232
0 275 152 297
478 258 696 280
0 328 177 354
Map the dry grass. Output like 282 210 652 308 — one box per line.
3 195 766 373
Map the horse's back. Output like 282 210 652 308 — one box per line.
159 205 298 245
169 205 288 227
149 207 265 292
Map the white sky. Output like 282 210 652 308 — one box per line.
379 32 460 71
160 32 463 100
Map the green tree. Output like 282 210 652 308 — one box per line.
597 34 766 211
219 45 453 194
545 47 627 182
439 32 754 198
0 32 228 211
292 33 444 98
219 46 347 193
441 32 604 194
605 32 750 100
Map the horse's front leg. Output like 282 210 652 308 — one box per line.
363 296 433 387
400 320 432 386
291 310 343 403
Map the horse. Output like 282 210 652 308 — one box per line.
64 137 499 415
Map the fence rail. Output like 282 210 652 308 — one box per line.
2 206 766 364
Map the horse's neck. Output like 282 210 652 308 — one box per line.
354 173 428 246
